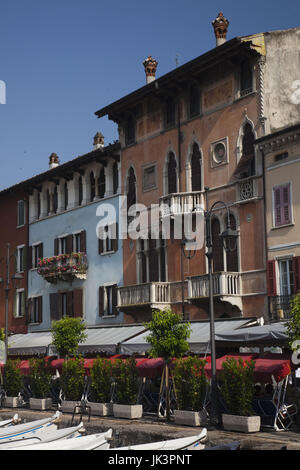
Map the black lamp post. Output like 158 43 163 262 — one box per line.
0 243 24 363
204 187 238 426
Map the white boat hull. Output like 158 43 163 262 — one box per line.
0 411 61 444
0 414 20 428
9 429 113 450
111 428 207 450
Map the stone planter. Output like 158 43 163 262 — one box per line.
174 409 207 427
113 404 143 420
61 400 81 414
88 402 112 417
29 398 52 411
4 396 22 408
222 414 261 433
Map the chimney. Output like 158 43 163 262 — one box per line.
143 56 158 84
93 132 104 150
212 12 229 47
49 152 60 169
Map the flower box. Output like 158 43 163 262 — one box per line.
88 402 113 417
174 409 207 427
29 398 52 411
222 414 261 433
4 396 22 408
113 404 143 420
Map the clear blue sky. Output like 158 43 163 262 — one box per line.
0 0 299 190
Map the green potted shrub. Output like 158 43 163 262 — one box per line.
220 357 261 433
60 357 85 413
3 360 24 408
88 358 113 416
112 358 142 419
173 356 208 426
28 358 53 411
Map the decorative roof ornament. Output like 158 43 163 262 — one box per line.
143 56 158 84
93 132 104 150
49 152 60 169
212 12 229 46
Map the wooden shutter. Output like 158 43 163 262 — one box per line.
66 234 73 255
54 238 59 256
73 289 83 318
49 293 60 321
267 260 277 296
38 296 43 323
112 284 118 316
99 286 104 316
22 246 27 272
274 184 292 227
111 223 118 252
80 230 86 253
27 246 32 270
27 298 32 324
66 291 74 317
292 256 300 294
98 237 104 255
38 243 43 260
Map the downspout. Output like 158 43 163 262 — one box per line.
261 148 269 322
177 95 186 319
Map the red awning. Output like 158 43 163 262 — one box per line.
204 353 292 384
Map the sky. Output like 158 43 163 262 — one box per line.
0 0 299 191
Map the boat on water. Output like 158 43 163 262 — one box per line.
8 429 113 451
0 414 20 428
0 421 86 448
0 411 61 443
111 428 207 451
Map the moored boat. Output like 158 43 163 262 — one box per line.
111 428 207 451
8 429 113 450
0 414 20 428
0 411 61 444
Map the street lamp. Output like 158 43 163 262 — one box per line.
0 243 24 363
204 187 238 426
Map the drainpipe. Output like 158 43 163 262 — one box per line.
177 95 186 319
261 148 269 322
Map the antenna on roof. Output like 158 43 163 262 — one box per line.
175 53 180 68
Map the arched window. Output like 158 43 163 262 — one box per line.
37 191 41 218
167 152 177 194
46 189 51 215
78 176 83 206
226 214 238 272
191 143 202 191
64 181 68 210
113 161 119 194
189 84 200 117
242 123 255 176
52 185 58 213
90 172 96 201
211 218 224 272
98 167 106 199
165 96 176 128
137 237 167 283
127 167 136 211
240 61 253 96
125 115 135 145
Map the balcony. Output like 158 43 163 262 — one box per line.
188 272 242 309
159 191 204 217
236 177 259 204
269 295 292 321
37 253 88 284
117 282 171 310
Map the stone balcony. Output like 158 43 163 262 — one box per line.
188 272 242 309
37 253 88 284
159 191 204 217
117 282 171 310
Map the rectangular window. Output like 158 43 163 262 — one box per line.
17 245 25 273
275 152 288 162
60 237 68 254
99 284 118 316
32 243 43 268
14 289 25 318
143 164 157 191
278 259 294 296
98 223 118 254
17 200 25 227
74 233 82 253
273 183 292 227
30 296 43 323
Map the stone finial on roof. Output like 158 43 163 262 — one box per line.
143 56 158 84
212 12 229 47
49 152 60 169
93 132 104 150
